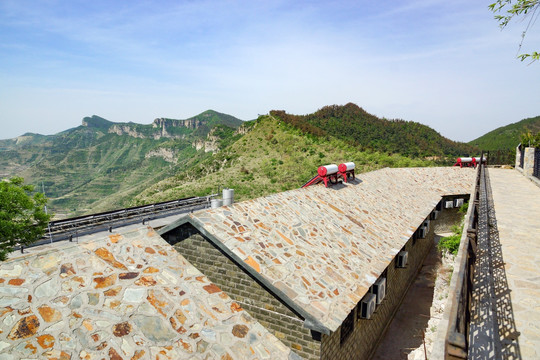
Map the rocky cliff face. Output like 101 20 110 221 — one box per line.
144 148 177 163
192 127 221 153
107 118 205 140
153 118 204 132
108 125 146 139
235 124 252 136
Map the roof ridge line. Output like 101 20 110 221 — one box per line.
187 216 332 335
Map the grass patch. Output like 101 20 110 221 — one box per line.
438 202 468 255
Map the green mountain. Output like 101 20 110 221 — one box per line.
468 115 540 151
271 103 476 157
0 111 245 217
134 104 474 205
0 104 482 217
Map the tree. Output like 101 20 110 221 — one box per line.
521 129 540 147
489 0 540 62
0 177 52 261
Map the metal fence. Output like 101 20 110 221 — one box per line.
442 153 485 359
485 150 514 166
534 148 540 179
20 195 215 250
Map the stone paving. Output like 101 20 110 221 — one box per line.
188 167 475 333
0 226 297 359
488 168 540 359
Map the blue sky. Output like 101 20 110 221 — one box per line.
1 0 539 142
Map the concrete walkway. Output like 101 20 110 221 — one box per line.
488 168 540 359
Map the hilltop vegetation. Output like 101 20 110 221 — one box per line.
468 115 540 151
135 105 478 205
134 114 439 204
271 103 476 157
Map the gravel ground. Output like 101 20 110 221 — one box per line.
408 247 455 360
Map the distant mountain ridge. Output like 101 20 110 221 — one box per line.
81 115 113 129
133 113 438 206
133 104 477 206
0 110 245 217
2 103 522 218
468 115 540 151
81 110 244 140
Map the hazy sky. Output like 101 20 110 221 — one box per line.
1 0 539 142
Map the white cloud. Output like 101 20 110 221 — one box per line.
0 0 538 142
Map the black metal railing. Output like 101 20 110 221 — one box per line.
519 147 525 169
485 150 513 166
534 148 540 179
20 195 214 251
444 152 485 359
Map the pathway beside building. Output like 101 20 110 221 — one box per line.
488 168 540 359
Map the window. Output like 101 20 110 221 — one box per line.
340 309 355 344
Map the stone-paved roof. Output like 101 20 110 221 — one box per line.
187 167 476 333
0 226 297 359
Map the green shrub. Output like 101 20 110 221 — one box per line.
438 207 468 255
438 232 461 255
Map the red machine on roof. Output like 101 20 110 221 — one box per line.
302 162 356 188
453 157 486 168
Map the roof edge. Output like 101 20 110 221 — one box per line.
157 215 191 236
183 216 332 335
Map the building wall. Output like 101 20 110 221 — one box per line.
164 228 320 359
320 204 462 360
434 201 465 233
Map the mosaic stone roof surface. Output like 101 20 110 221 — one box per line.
0 227 297 359
189 167 476 332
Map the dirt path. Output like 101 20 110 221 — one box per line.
371 235 453 359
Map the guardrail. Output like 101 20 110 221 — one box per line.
20 195 215 250
433 153 485 359
534 148 540 179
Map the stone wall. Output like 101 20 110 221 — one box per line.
515 146 540 187
433 200 464 233
164 227 319 359
523 147 536 177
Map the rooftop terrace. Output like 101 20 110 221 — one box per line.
0 226 296 359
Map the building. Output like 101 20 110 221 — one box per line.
161 167 475 359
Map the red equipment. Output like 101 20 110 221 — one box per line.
453 157 486 168
302 162 356 188
338 162 356 182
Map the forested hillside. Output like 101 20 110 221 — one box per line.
468 115 540 151
1 104 489 217
271 103 476 157
134 114 438 205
